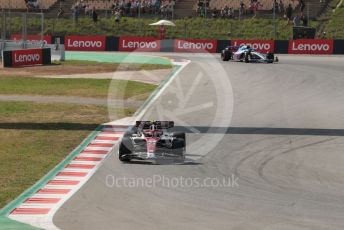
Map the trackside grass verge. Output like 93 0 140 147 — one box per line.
0 77 157 99
0 101 135 209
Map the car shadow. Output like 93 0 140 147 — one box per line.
125 158 202 166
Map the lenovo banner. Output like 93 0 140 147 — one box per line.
288 39 334 54
10 34 52 44
12 49 42 66
119 37 161 52
174 39 217 53
231 40 274 53
3 48 51 67
65 35 106 51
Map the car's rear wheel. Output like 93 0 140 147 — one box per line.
244 52 251 63
172 133 186 163
172 132 185 140
172 139 185 152
266 52 274 62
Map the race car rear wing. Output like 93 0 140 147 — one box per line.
135 121 174 129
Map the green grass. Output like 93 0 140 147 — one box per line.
0 216 40 230
0 77 157 99
0 101 136 208
2 15 322 40
322 4 344 39
0 101 134 123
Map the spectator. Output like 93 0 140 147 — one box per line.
158 25 165 39
160 4 165 17
299 0 305 13
155 0 161 14
80 0 87 9
119 0 125 13
57 7 64 18
141 0 146 14
130 0 137 16
125 1 131 15
228 7 234 18
219 5 234 18
239 0 245 16
252 0 263 17
285 4 292 23
272 0 278 13
92 7 98 23
212 7 218 18
72 4 81 22
25 0 30 10
170 0 175 15
300 13 308 26
197 0 203 8
26 0 40 11
279 0 284 13
114 10 121 23
147 0 153 14
293 14 300 26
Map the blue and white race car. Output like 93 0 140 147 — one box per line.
221 45 278 63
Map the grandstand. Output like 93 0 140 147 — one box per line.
0 0 331 19
195 0 299 13
193 0 328 18
0 0 58 10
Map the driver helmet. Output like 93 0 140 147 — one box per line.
150 124 156 131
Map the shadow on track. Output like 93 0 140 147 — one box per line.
0 122 99 131
3 123 344 136
173 126 344 136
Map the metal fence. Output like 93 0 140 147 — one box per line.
0 11 45 40
1 4 343 40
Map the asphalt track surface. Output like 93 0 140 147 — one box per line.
54 54 344 230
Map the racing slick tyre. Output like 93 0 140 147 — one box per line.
266 53 274 63
119 137 133 162
123 129 136 137
221 50 231 61
172 134 186 163
172 138 185 151
244 52 251 63
172 132 185 140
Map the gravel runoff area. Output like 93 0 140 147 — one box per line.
38 69 170 85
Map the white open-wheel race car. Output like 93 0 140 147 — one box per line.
221 45 279 63
118 121 186 163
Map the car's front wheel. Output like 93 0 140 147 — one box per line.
221 50 231 61
118 137 133 162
